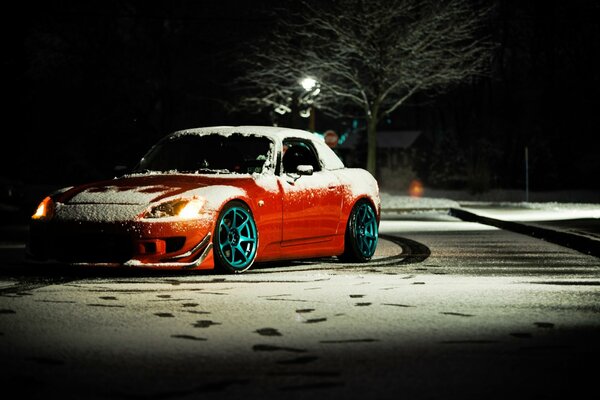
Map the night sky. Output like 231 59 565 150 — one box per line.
2 0 600 200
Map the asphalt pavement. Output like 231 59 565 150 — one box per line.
379 191 600 258
448 203 600 258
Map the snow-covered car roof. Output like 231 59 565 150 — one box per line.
169 126 345 171
170 125 317 141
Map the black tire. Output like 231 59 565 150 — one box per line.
213 201 258 273
340 199 379 262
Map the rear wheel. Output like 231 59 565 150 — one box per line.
341 199 378 262
214 201 258 273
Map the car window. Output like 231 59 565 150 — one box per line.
281 139 321 174
136 133 274 174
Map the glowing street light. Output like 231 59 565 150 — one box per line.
301 77 317 92
299 77 320 131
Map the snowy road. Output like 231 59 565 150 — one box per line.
0 212 599 399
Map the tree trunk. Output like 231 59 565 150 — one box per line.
366 114 378 178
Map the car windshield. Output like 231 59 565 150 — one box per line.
135 133 273 174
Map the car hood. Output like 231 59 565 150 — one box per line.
61 173 249 205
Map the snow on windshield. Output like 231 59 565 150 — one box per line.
136 133 274 175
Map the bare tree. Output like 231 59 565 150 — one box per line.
233 0 495 176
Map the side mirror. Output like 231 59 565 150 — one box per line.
296 165 314 176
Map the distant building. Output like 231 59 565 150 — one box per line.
335 130 421 190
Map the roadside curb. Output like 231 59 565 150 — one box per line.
449 207 600 258
381 207 451 214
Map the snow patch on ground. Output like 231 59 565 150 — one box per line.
461 201 600 211
380 192 460 210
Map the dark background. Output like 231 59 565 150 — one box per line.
2 0 599 204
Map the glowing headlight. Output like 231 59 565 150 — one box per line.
32 196 55 220
145 198 205 219
178 199 205 218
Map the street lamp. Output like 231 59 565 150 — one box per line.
301 77 317 92
299 76 320 132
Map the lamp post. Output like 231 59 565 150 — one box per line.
299 77 320 132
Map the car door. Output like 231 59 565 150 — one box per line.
279 138 343 244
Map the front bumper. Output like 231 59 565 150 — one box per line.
27 216 217 270
122 233 213 269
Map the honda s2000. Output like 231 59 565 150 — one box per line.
27 126 380 273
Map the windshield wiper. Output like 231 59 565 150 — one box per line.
194 168 231 174
173 168 231 174
131 168 153 174
132 167 232 174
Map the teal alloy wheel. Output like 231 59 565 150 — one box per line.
214 201 258 273
341 199 378 262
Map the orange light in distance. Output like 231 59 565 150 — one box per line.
408 179 424 198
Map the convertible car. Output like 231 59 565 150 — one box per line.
27 126 380 273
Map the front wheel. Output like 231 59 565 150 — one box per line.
341 199 378 262
214 201 258 273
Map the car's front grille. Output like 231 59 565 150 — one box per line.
57 232 133 263
29 226 133 263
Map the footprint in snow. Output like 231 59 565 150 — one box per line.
193 320 221 328
255 328 282 337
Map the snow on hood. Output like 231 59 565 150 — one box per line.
69 184 178 205
53 173 255 223
64 174 246 205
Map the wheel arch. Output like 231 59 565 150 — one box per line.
333 167 381 227
341 195 381 233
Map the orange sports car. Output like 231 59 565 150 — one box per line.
27 126 380 273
